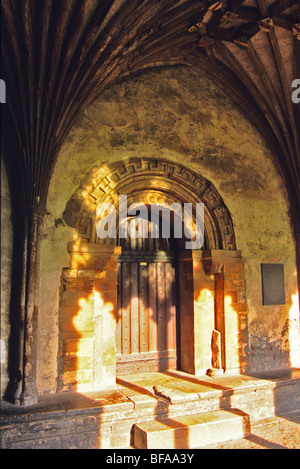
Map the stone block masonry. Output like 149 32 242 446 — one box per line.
58 243 120 393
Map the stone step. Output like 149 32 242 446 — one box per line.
133 409 250 449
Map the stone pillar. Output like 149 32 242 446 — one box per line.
59 242 120 392
202 250 248 374
17 208 45 406
192 250 215 375
178 253 195 374
93 245 120 389
179 249 248 377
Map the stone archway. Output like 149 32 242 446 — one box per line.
58 158 248 392
63 157 236 250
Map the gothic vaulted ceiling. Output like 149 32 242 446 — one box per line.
1 0 300 230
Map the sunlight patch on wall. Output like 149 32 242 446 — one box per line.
288 291 300 367
225 295 240 372
60 288 116 392
70 239 91 270
194 288 215 373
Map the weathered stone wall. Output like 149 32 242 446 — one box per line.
38 65 299 394
1 64 298 399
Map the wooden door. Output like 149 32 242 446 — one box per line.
116 257 177 374
116 214 178 374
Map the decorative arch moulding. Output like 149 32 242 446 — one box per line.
63 157 236 251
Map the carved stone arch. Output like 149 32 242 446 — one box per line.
59 158 248 390
63 157 236 250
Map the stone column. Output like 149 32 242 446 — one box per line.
93 244 120 390
59 242 120 392
202 249 248 374
17 208 45 406
180 249 248 376
192 250 216 375
178 252 195 374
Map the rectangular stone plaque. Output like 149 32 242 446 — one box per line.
261 263 285 305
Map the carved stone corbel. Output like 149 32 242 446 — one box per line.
203 258 224 274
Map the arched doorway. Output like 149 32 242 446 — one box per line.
116 208 181 375
58 158 248 392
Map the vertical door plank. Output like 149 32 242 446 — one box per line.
139 263 149 352
121 262 131 355
130 262 139 354
157 262 166 352
148 262 157 351
165 262 176 351
171 264 177 355
148 220 154 252
116 262 122 355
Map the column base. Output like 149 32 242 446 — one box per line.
206 368 224 377
19 385 39 406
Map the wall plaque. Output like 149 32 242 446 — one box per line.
261 263 285 305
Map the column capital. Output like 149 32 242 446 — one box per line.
21 206 46 221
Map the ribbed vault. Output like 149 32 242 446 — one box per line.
1 0 299 229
